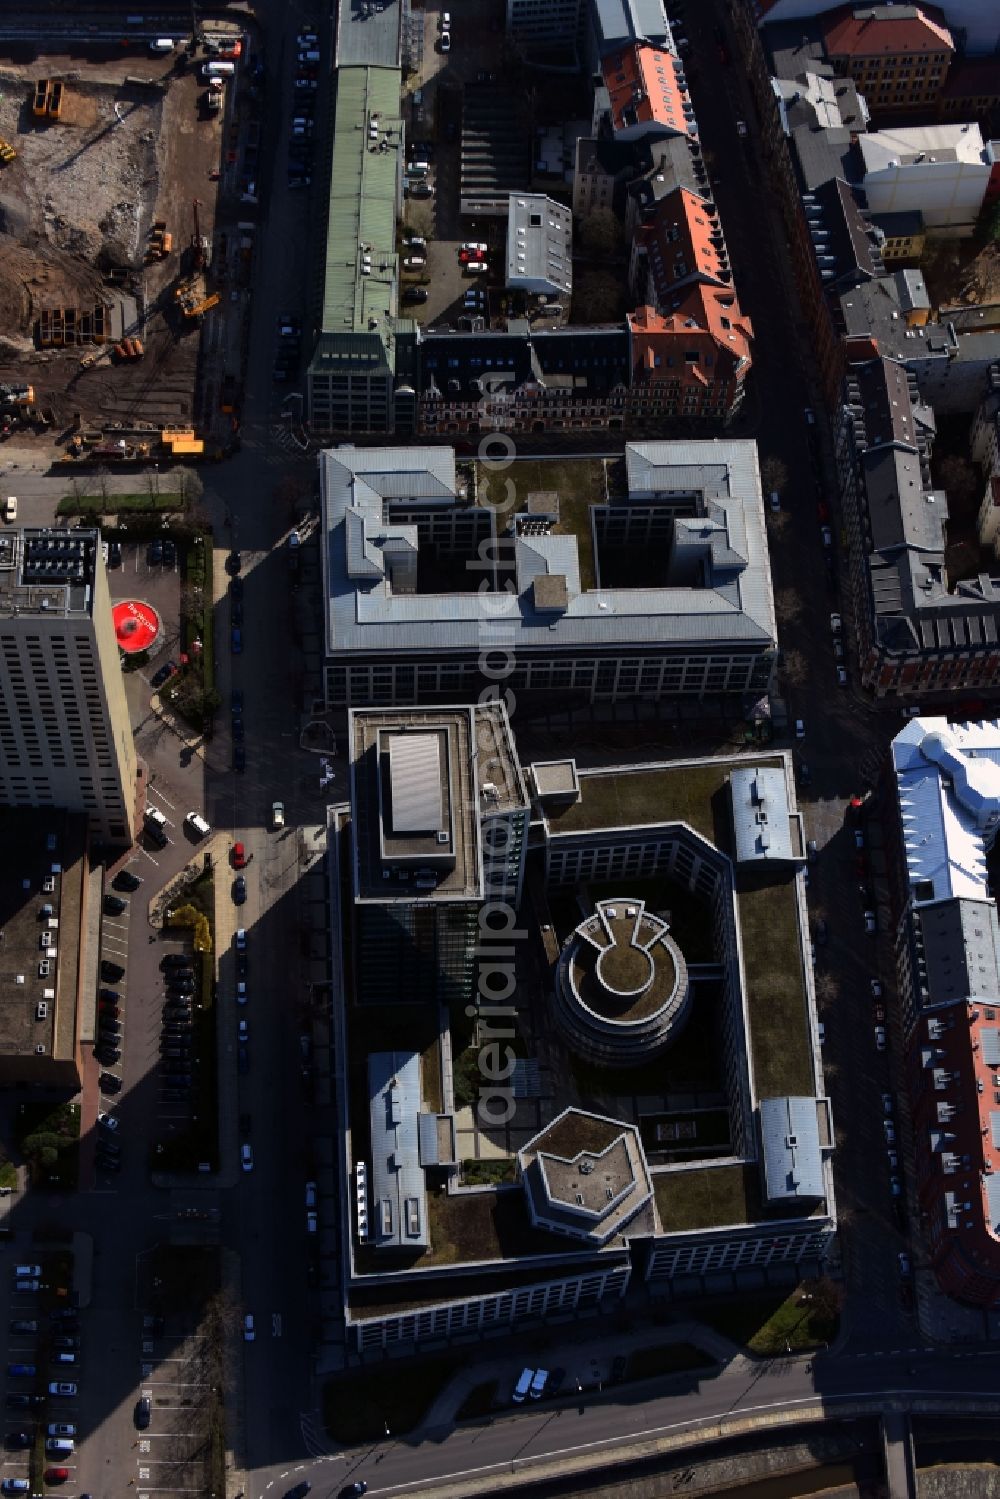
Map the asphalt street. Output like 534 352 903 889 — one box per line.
244 1343 1000 1499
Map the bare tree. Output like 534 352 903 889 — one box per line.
572 271 626 323
578 210 625 262
177 467 204 511
761 455 789 495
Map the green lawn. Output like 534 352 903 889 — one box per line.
323 1357 462 1442
626 1343 717 1380
57 491 179 515
654 1163 760 1232
456 1380 499 1421
547 763 730 843
462 1157 517 1186
476 457 606 591
738 876 813 1098
696 1285 840 1355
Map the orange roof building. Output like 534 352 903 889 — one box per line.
627 294 754 424
602 42 696 144
635 186 731 302
822 4 954 114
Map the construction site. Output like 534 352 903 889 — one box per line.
0 35 250 463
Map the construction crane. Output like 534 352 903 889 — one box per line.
191 197 211 272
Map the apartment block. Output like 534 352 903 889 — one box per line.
887 718 1000 1307
858 123 996 237
0 529 136 846
822 5 955 116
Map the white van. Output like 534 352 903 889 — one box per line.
149 38 175 54
512 1367 534 1403
201 61 236 79
185 812 211 839
45 1438 74 1456
3 496 16 522
529 1369 549 1399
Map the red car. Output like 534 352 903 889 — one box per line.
44 1471 70 1484
232 842 247 869
459 249 485 263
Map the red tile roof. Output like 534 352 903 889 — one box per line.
629 292 753 394
823 3 953 59
602 43 692 137
638 187 728 303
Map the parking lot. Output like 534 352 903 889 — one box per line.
2 1252 83 1497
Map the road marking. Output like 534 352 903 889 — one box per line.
148 787 177 811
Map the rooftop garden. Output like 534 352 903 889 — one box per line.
654 1162 761 1232
476 456 607 591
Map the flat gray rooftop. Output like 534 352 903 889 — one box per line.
350 707 482 903
336 0 402 68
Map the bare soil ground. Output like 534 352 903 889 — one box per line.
921 238 1000 312
0 49 225 441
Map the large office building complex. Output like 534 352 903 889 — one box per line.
320 441 777 710
330 728 835 1355
0 529 136 846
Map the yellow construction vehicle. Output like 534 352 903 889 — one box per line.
184 292 220 319
33 80 50 116
0 137 16 166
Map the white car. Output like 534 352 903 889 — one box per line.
817 1021 825 1045
47 1424 76 1438
48 1383 77 1397
870 978 883 998
403 256 426 271
462 241 488 254
464 261 488 275
865 910 877 935
736 119 748 137
235 928 247 951
271 801 285 830
875 1025 886 1051
243 1314 255 1342
237 1018 248 1042
439 30 451 50
830 613 842 634
884 1119 896 1144
306 1210 318 1233
837 666 848 686
795 719 805 740
440 10 451 26
236 983 248 1007
241 1144 254 1173
821 525 833 548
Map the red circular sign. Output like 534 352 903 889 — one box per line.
113 599 161 654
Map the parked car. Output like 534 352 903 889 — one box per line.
48 1384 77 1398
402 287 428 304
232 841 247 869
233 875 247 905
150 660 177 690
875 1025 887 1051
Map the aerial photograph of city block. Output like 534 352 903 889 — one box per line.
0 0 999 1496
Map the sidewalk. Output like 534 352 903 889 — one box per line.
414 1315 749 1436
